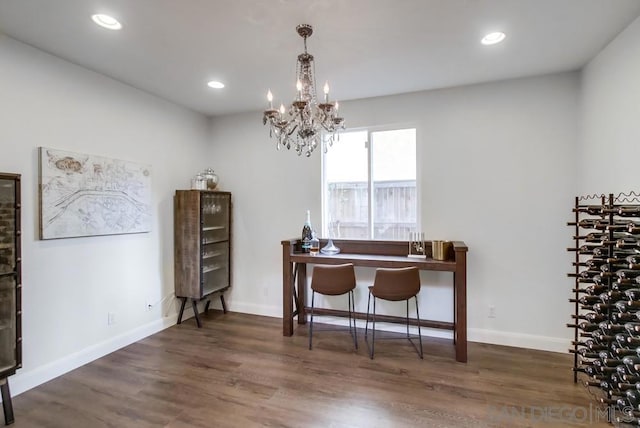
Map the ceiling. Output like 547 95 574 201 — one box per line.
1 0 639 117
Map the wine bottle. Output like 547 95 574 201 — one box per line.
626 289 640 300
301 210 313 253
600 322 626 334
618 382 638 391
578 269 603 278
612 312 638 323
615 279 636 289
566 322 600 332
625 322 640 333
569 348 600 359
573 205 605 215
568 219 599 229
616 332 632 346
572 338 607 351
605 291 626 302
616 363 632 376
615 415 640 425
619 270 640 279
624 389 640 406
618 206 640 217
592 302 615 313
572 312 607 323
612 343 637 357
581 284 610 295
617 278 637 288
616 300 640 313
567 244 602 253
604 221 634 231
622 359 640 374
569 296 601 306
591 330 616 342
623 374 640 383
601 262 630 272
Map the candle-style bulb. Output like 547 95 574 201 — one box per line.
335 101 339 111
279 103 285 115
267 89 273 108
296 80 302 91
323 82 329 95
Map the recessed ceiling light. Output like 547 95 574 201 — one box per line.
91 14 122 30
207 81 225 89
481 32 506 45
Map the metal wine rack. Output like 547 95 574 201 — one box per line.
568 191 640 425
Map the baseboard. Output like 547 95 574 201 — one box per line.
227 301 281 318
9 314 179 398
468 328 569 353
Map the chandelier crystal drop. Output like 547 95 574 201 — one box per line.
263 24 345 157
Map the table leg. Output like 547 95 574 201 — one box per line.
220 294 227 313
191 299 202 328
177 297 187 324
1 378 14 425
297 263 307 325
283 245 294 336
454 251 468 363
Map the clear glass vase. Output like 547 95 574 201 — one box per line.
320 238 340 255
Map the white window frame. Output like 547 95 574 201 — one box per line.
321 123 421 240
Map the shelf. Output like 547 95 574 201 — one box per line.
0 363 15 374
202 239 227 245
202 226 225 231
202 265 222 274
203 251 223 259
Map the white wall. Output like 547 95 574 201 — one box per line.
580 15 640 193
0 36 211 395
210 72 580 352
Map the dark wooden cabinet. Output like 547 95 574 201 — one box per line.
174 190 231 327
0 173 21 425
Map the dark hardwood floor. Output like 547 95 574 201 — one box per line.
9 312 607 427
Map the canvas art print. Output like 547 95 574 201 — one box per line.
39 147 152 239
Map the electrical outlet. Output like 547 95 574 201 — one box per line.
108 312 116 325
488 306 496 318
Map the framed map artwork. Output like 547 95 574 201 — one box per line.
38 147 152 239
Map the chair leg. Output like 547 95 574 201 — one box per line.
415 296 424 359
349 290 358 350
309 290 315 350
370 296 376 359
365 290 371 339
406 299 410 339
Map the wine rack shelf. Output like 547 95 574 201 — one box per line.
568 191 640 425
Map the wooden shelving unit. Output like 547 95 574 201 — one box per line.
174 190 231 328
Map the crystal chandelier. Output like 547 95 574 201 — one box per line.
263 24 345 157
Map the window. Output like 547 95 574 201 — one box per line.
322 127 417 240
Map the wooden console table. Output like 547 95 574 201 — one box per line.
281 239 469 363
